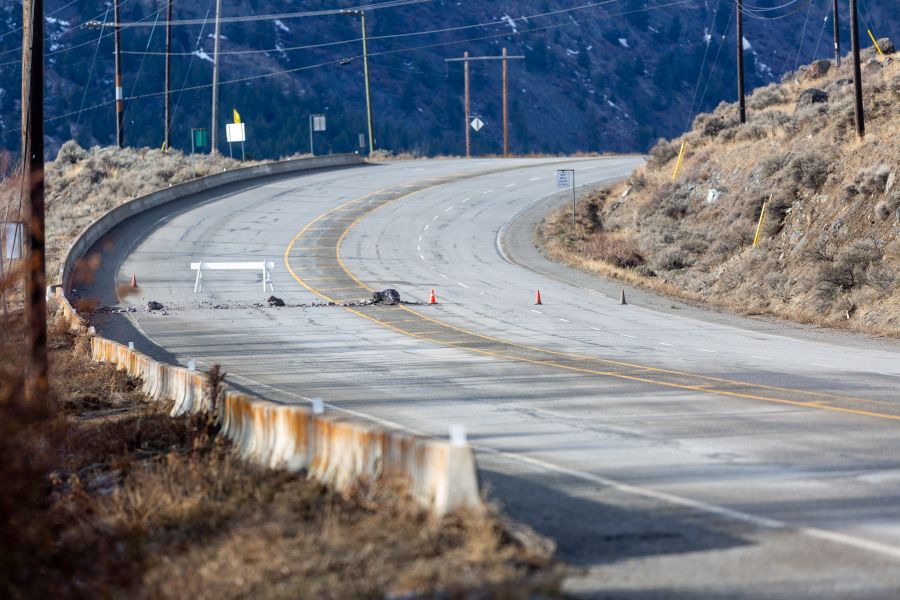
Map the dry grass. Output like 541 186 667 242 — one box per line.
1 312 562 598
539 49 900 336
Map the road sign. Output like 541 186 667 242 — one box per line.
312 115 326 132
470 117 484 132
192 128 208 148
226 123 246 143
359 133 366 149
557 169 573 188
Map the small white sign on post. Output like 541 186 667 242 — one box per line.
556 169 572 189
225 122 246 143
312 115 326 132
470 117 484 132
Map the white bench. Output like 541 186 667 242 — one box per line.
191 261 275 293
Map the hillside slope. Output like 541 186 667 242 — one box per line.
540 45 900 336
1 0 898 159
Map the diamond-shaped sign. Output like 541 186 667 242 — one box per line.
470 117 484 132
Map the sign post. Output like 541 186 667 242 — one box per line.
557 169 576 231
225 122 246 161
191 128 208 178
309 114 326 156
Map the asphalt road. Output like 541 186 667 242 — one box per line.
79 157 900 598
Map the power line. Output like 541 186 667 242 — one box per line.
95 0 431 28
1 0 698 136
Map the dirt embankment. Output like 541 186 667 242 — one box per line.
540 46 900 336
0 318 561 598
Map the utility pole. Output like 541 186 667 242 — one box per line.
361 11 374 156
502 47 509 157
341 10 375 156
446 51 523 158
164 0 172 150
211 0 222 154
849 0 864 137
22 0 49 405
736 0 746 124
464 51 470 157
832 0 841 66
114 0 124 147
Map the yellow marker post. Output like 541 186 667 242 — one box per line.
672 141 687 180
753 195 771 246
867 30 885 56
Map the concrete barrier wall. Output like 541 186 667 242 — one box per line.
60 153 363 289
58 154 483 516
90 336 483 515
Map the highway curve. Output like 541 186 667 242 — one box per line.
80 157 900 597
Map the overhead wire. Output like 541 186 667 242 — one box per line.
2 0 698 136
792 0 817 72
73 7 109 139
111 0 431 28
687 0 725 128
693 0 737 120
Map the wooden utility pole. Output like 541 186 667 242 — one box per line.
340 9 375 155
164 0 172 150
22 0 49 405
360 11 375 156
832 0 841 66
736 0 746 124
502 47 509 157
849 0 864 137
464 51 470 157
211 0 222 154
114 0 124 147
446 51 523 158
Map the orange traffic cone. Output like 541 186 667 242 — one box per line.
620 288 627 305
429 289 436 304
131 273 138 288
535 289 542 305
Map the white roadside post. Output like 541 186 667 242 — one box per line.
557 169 576 231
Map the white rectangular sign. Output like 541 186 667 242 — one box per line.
1 222 24 260
226 122 246 143
556 170 572 189
312 115 326 132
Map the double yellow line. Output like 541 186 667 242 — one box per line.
283 172 900 424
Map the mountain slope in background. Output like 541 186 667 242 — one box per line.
0 0 896 159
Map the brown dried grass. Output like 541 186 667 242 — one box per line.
539 53 900 337
1 312 562 598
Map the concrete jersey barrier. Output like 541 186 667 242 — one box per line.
57 154 484 516
89 336 483 515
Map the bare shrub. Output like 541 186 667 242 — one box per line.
655 245 692 271
748 84 788 109
648 138 681 168
814 240 881 291
758 153 788 179
627 170 648 191
694 112 740 138
734 124 769 142
55 140 87 166
787 150 829 191
844 164 891 200
580 233 645 268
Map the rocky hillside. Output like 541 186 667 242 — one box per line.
540 44 900 336
1 0 897 159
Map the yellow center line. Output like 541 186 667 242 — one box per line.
282 166 900 424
